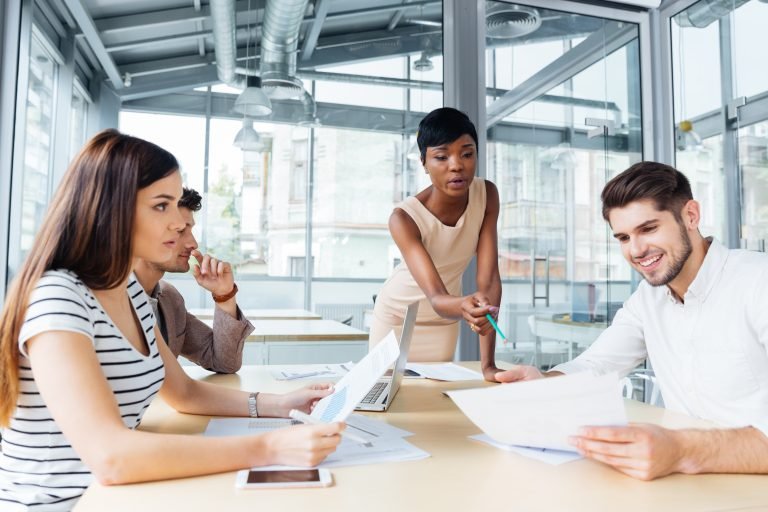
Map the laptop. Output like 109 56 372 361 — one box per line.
355 301 418 412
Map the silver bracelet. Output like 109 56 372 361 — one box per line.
248 392 259 418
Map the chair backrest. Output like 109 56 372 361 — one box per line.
621 369 662 407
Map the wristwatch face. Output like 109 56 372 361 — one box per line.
248 392 258 417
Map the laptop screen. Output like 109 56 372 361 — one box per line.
388 301 419 398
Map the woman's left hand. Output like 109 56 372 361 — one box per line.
461 293 495 336
277 383 334 417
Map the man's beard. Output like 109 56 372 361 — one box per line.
645 222 693 287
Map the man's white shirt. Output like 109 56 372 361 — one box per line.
553 238 768 436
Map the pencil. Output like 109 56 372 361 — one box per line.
485 313 507 340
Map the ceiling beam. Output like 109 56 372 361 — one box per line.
486 21 637 128
300 0 330 62
62 0 123 88
93 0 439 39
105 29 212 53
116 65 220 101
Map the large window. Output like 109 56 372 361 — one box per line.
483 2 644 367
671 0 768 247
17 31 57 256
68 81 89 162
671 6 727 241
120 12 444 317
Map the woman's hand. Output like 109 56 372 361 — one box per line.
261 422 344 467
494 365 546 382
279 382 333 418
461 292 496 336
274 384 334 417
482 365 506 382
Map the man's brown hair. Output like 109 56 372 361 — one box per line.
601 161 693 223
179 187 202 212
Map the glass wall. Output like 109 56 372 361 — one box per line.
671 6 727 242
17 32 57 258
671 0 768 248
120 8 443 322
484 2 642 368
68 81 89 162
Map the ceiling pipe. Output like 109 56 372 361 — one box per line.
259 0 310 99
209 0 245 88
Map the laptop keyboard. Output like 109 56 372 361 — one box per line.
360 381 388 404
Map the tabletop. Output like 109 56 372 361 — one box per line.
74 364 768 512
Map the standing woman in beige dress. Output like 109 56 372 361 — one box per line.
369 107 505 382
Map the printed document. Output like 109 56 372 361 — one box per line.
406 362 483 381
204 414 414 443
204 414 428 468
310 330 400 422
447 371 627 452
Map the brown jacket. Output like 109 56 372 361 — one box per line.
152 281 254 373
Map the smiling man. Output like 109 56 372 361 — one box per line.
496 161 768 480
134 187 254 373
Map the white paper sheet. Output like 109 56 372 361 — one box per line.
447 371 627 451
406 363 484 381
469 434 582 465
204 414 413 444
270 362 354 381
204 415 428 469
310 331 400 422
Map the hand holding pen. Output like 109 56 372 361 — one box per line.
461 294 506 340
289 410 372 447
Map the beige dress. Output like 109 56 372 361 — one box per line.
370 178 487 361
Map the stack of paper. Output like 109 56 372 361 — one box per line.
204 414 428 468
447 372 627 453
469 434 582 465
270 362 353 381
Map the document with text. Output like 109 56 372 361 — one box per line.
204 414 427 468
447 371 627 452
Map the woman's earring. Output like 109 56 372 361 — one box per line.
424 167 429 174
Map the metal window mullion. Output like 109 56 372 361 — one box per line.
0 0 24 299
6 0 33 287
201 86 212 306
51 29 74 188
304 80 316 310
444 0 484 362
719 14 741 249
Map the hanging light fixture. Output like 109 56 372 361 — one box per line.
233 0 271 117
412 52 434 72
233 117 263 151
234 76 272 116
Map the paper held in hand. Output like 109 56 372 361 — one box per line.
447 371 627 452
309 330 400 423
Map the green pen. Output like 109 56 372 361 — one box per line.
485 313 507 340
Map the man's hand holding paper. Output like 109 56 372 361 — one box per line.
448 372 627 452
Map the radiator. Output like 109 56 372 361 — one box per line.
314 303 370 330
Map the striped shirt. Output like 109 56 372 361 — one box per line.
0 270 165 511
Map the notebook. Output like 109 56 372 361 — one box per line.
355 301 418 412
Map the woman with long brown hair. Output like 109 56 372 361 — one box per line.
0 130 343 511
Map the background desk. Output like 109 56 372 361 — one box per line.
75 364 768 512
188 308 322 321
200 319 369 365
525 314 606 367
